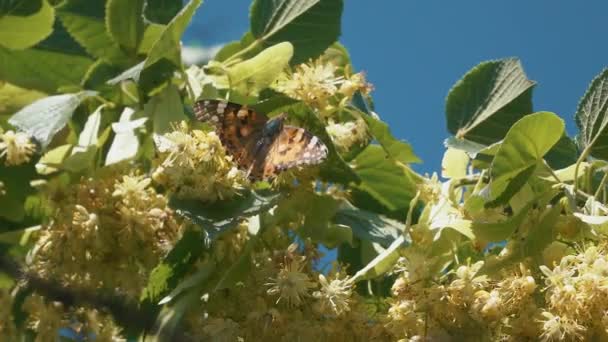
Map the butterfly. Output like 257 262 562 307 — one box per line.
194 100 328 181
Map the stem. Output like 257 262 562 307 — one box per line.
594 170 608 198
543 159 562 183
573 135 599 195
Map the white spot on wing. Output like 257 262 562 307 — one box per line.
307 136 318 150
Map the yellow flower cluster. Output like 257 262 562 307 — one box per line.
326 118 369 153
0 130 36 166
387 257 540 341
274 58 372 118
30 168 183 298
539 245 608 341
184 238 389 341
22 294 123 342
152 122 246 202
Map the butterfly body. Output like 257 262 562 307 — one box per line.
194 100 328 181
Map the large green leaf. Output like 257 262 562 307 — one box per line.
0 83 46 116
471 202 534 245
0 0 54 50
544 135 578 170
575 68 608 160
144 0 202 69
333 205 402 248
250 0 343 64
144 0 183 24
143 84 186 134
57 0 131 65
105 0 145 51
226 42 293 95
0 44 92 93
9 91 96 148
352 145 420 212
351 235 406 282
0 0 43 16
170 190 279 243
0 161 37 222
446 58 535 145
273 191 340 243
488 112 564 205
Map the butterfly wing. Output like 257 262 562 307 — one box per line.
256 126 329 180
194 100 268 171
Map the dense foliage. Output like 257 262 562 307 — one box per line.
1 0 608 341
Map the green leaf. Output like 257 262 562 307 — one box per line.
250 0 343 64
523 204 561 258
0 0 43 16
144 84 186 134
0 44 93 93
105 107 147 165
0 83 46 116
0 162 37 222
35 144 73 174
441 148 469 179
9 91 96 148
545 135 578 170
352 145 420 212
472 201 532 243
273 191 340 243
170 190 279 243
575 68 608 160
144 0 202 69
137 23 165 54
0 0 54 50
226 42 293 96
158 261 215 305
351 235 406 282
333 205 402 248
214 215 262 291
107 61 145 84
140 228 206 307
488 112 564 204
57 0 131 65
144 0 183 24
446 58 535 145
106 0 145 51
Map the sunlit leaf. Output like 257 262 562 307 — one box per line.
144 84 187 134
441 148 469 179
57 0 131 65
0 0 54 50
488 112 564 205
106 0 145 51
333 205 402 248
144 0 202 69
226 42 293 96
351 235 406 282
352 145 420 212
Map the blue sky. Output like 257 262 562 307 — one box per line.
185 1 608 173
